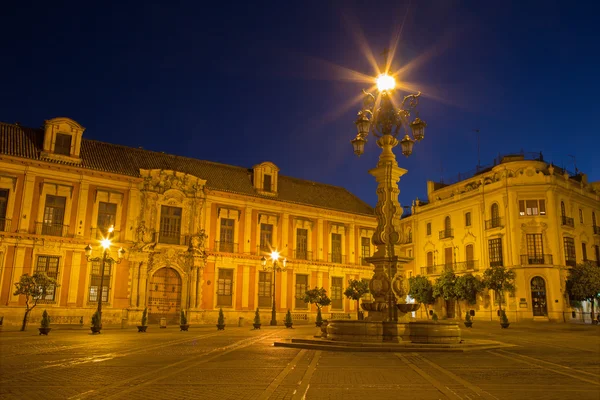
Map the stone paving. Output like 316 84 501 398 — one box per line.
0 320 599 399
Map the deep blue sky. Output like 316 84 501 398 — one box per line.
2 1 599 208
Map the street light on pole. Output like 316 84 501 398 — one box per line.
350 62 427 322
261 250 287 326
84 226 126 326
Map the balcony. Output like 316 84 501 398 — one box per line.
90 227 122 242
561 216 574 228
420 260 479 275
439 229 454 240
36 222 69 237
0 218 11 232
485 217 503 230
214 241 238 253
520 254 553 265
157 231 189 246
293 250 313 261
328 253 346 264
566 259 576 267
594 226 600 235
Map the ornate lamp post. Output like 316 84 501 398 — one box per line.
351 68 427 322
261 250 287 326
84 226 126 323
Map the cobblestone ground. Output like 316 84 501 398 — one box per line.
1 320 599 399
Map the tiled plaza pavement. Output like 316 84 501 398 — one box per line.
1 321 599 399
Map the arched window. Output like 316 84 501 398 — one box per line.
444 216 451 231
465 244 474 269
593 212 597 228
560 201 566 217
491 203 500 228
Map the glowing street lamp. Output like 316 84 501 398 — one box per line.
84 225 126 329
261 250 287 326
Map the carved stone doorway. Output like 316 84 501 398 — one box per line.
531 276 547 317
148 267 182 324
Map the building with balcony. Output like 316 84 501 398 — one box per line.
403 152 600 322
0 117 378 326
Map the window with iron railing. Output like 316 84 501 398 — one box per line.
217 268 233 307
89 260 111 302
42 195 66 236
296 228 308 259
561 216 575 227
361 237 370 265
331 277 343 309
258 271 272 308
331 233 342 263
564 237 576 267
159 205 182 244
35 256 59 301
488 238 503 267
96 202 117 238
519 199 546 216
295 275 308 309
219 218 235 251
259 223 273 253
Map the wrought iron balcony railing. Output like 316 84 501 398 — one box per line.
157 231 189 246
520 254 553 265
594 225 600 235
293 250 313 261
439 229 454 240
214 241 238 253
36 222 69 237
561 216 574 227
485 217 503 230
0 218 11 232
91 227 122 242
420 260 479 275
328 253 346 264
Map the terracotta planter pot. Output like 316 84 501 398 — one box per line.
38 327 52 335
137 325 148 332
252 323 261 330
180 324 190 331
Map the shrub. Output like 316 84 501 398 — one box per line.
465 311 471 322
41 310 50 328
285 310 293 325
141 308 148 326
316 307 322 325
218 308 225 325
500 310 509 324
180 311 187 325
253 308 261 325
91 311 101 328
432 312 438 322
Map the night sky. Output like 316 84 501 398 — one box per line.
2 1 599 209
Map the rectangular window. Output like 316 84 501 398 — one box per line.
331 233 342 263
579 209 584 224
263 174 272 192
564 237 576 267
582 243 587 261
159 205 182 244
295 274 308 309
444 247 453 268
0 189 8 231
361 237 370 265
331 277 343 309
465 212 471 227
35 256 59 301
217 268 234 306
260 223 273 252
89 260 111 302
426 252 433 267
96 202 117 238
219 218 235 252
519 199 546 216
426 223 431 236
42 195 66 236
296 228 308 259
257 271 272 308
54 133 72 155
526 234 544 264
488 238 503 267
466 245 475 269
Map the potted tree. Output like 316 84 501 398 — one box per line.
303 287 331 327
408 276 435 319
433 271 457 318
455 273 483 319
566 261 600 324
500 309 510 328
343 279 370 320
284 309 293 328
180 310 189 331
13 272 59 331
464 311 473 328
253 308 261 329
216 308 225 330
482 265 516 328
137 308 148 332
91 311 102 334
38 310 51 335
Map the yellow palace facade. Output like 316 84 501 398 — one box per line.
0 117 379 327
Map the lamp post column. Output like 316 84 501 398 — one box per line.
97 249 108 320
271 266 277 326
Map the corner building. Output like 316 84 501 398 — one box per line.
0 118 378 326
404 153 600 322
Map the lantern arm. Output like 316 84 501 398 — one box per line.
401 91 421 110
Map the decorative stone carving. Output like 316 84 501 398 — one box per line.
392 274 408 301
188 229 208 259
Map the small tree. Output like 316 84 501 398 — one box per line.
141 308 148 327
304 287 332 310
408 276 435 319
454 273 483 319
566 261 600 322
217 308 225 326
433 271 457 317
40 310 51 329
343 279 370 320
13 272 59 331
253 307 261 325
91 311 101 328
284 309 293 326
180 310 188 325
482 265 516 313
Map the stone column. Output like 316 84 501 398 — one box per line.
125 186 140 242
75 182 89 238
348 223 356 264
129 262 139 308
18 173 36 233
242 265 250 309
189 267 198 310
317 219 324 261
244 206 252 253
68 252 83 305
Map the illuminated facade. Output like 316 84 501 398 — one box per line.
0 118 378 326
403 153 600 322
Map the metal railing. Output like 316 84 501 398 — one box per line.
0 218 11 232
520 254 553 265
420 260 479 275
566 259 576 267
214 241 238 253
256 245 271 256
561 216 574 227
328 253 346 264
293 250 313 261
439 229 454 240
90 227 122 241
157 231 189 246
36 222 69 237
485 217 503 230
